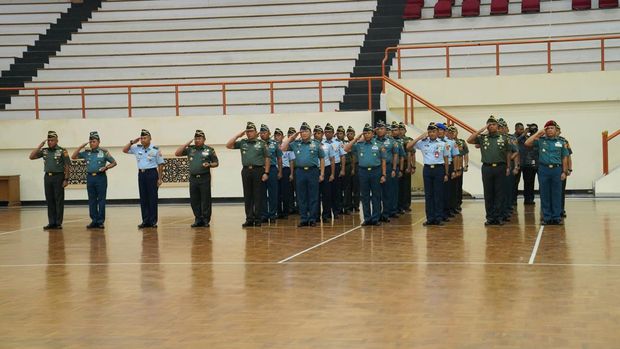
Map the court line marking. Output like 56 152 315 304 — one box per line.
0 218 87 237
277 217 426 264
2 261 620 268
529 225 545 264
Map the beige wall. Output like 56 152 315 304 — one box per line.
0 111 371 201
385 71 620 196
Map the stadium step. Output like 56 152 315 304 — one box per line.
0 0 103 109
340 0 406 111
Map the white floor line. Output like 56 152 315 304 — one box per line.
277 225 362 264
529 225 545 264
3 261 620 268
0 218 87 237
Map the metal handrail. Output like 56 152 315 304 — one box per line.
602 129 620 175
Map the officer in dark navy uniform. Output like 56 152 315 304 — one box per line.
72 131 117 229
259 124 282 223
123 129 165 229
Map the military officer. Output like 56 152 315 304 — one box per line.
467 116 511 226
374 121 399 222
342 126 360 214
525 120 569 225
324 123 346 219
344 123 386 226
29 130 71 230
557 125 573 218
123 129 165 229
407 123 449 226
71 131 117 229
498 118 520 221
314 124 336 222
513 122 526 204
175 130 219 228
518 123 539 205
336 125 348 214
259 124 283 223
226 122 270 228
398 122 415 213
275 128 295 219
286 127 298 215
449 126 469 213
436 123 460 221
280 122 325 227
388 121 405 217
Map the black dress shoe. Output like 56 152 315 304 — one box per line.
138 223 147 229
389 214 399 218
524 201 535 205
261 218 269 223
361 221 371 226
435 221 444 226
43 224 55 230
404 208 412 212
561 212 567 218
241 221 253 228
423 221 433 226
191 221 205 228
379 216 390 223
96 224 105 229
333 215 340 220
86 223 97 229
55 225 63 230
254 222 262 227
309 221 317 227
554 219 563 225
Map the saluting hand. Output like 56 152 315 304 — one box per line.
80 142 88 149
39 139 47 148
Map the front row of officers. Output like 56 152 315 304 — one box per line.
30 116 570 230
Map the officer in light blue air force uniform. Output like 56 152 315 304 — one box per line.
407 123 450 226
344 123 387 226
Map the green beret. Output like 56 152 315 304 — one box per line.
313 125 323 133
324 123 334 132
194 129 205 138
140 129 151 137
337 125 346 133
427 122 437 131
287 127 296 135
259 124 270 132
245 122 256 131
274 128 283 136
346 126 355 133
300 122 310 131
486 115 498 124
363 123 373 132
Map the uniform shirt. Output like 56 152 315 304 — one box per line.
455 138 469 157
128 143 165 169
287 139 325 168
374 136 398 165
264 138 283 167
282 150 296 168
181 145 218 175
34 146 70 173
351 139 386 168
320 138 337 166
506 133 519 169
78 147 115 173
518 134 538 167
533 136 569 165
400 136 415 166
474 133 509 164
559 136 574 156
342 139 356 171
414 138 449 165
441 137 460 163
393 136 407 160
324 138 346 164
233 138 269 167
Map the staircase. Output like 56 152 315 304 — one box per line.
0 0 103 109
340 0 406 111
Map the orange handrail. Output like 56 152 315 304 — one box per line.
0 76 383 119
381 35 620 90
602 129 620 175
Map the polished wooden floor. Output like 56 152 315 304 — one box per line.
1 199 619 348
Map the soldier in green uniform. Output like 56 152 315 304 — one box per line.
557 125 573 218
342 126 359 214
498 118 520 221
29 131 71 230
398 122 415 213
175 130 219 228
389 121 406 217
450 126 469 213
226 122 270 227
467 116 511 226
71 131 117 229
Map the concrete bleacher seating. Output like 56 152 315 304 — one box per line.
392 0 620 78
2 0 377 119
0 0 70 72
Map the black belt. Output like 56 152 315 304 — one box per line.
139 168 157 173
424 164 443 169
46 172 63 176
296 166 317 170
243 165 264 170
190 173 209 178
540 164 561 168
482 163 506 167
358 166 379 171
87 172 105 176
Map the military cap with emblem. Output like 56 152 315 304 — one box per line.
435 122 447 130
427 122 438 131
313 124 323 133
497 118 507 128
447 125 457 132
274 128 283 136
300 122 310 131
363 123 373 132
347 125 355 133
47 130 58 139
194 129 205 138
324 123 334 132
486 115 498 124
337 125 346 133
391 121 399 129
140 129 151 137
287 127 297 135
89 131 100 140
398 121 407 130
375 120 386 129
245 122 256 131
259 124 270 132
